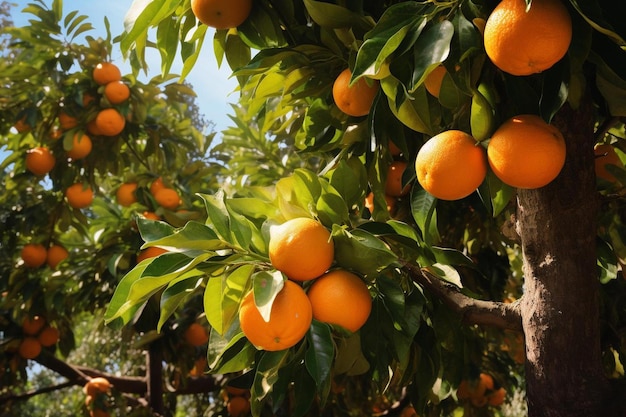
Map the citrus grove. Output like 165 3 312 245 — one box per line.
2 1 626 417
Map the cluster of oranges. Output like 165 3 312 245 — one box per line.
20 242 69 270
16 316 60 360
457 373 507 408
222 384 252 417
238 217 372 351
414 114 567 201
83 377 113 417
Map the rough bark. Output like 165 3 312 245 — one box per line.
515 99 612 416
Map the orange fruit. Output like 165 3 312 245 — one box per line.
154 188 181 210
415 130 487 200
25 147 55 176
487 387 506 406
400 405 419 417
14 117 31 133
484 0 572 76
424 65 447 98
46 244 69 269
67 133 92 160
82 93 96 107
90 410 110 417
227 395 251 416
104 81 130 104
93 62 122 86
65 183 94 209
388 140 402 156
385 160 411 197
268 218 334 281
21 244 48 268
116 182 138 207
190 0 253 30
487 114 566 189
18 337 42 359
150 177 165 195
306 269 372 332
137 247 168 263
38 326 60 347
58 111 78 130
364 192 396 215
94 108 126 136
22 316 46 335
226 385 250 398
594 144 622 183
83 377 112 396
184 323 209 347
189 357 208 377
239 280 313 351
142 211 160 221
49 126 62 140
86 119 102 136
332 68 379 117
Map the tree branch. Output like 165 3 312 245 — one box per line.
404 263 523 331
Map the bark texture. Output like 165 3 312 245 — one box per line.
516 100 612 416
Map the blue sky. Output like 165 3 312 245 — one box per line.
10 0 239 133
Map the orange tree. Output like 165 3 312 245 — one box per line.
110 0 626 417
0 2 226 416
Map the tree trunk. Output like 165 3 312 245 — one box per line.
516 99 612 416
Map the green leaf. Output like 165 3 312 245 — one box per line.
410 187 440 244
477 170 515 218
251 350 291 415
424 263 463 288
381 77 432 134
411 20 455 91
204 264 254 335
208 331 257 373
144 221 232 252
303 0 373 30
137 217 175 243
332 226 398 276
377 276 407 331
353 5 427 79
305 321 334 403
334 332 370 376
121 0 166 53
597 237 618 284
252 270 284 322
199 191 233 243
104 262 150 328
158 275 203 331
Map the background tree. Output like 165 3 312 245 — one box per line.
2 1 626 417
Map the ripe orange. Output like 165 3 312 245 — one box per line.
385 160 411 197
94 108 126 136
424 65 447 98
89 409 110 417
58 112 78 130
190 0 253 30
46 244 69 269
142 211 160 221
104 81 130 104
116 182 138 207
68 133 92 160
239 280 313 351
225 385 250 398
137 247 168 263
227 395 251 416
594 144 622 183
332 68 379 117
184 323 209 346
306 269 372 332
484 0 572 76
415 130 487 200
14 117 31 133
93 62 122 85
83 377 112 396
400 405 418 417
154 188 181 210
21 244 48 268
86 119 102 136
487 387 507 406
487 114 566 189
18 337 42 359
364 192 396 215
65 183 94 209
149 177 165 195
38 326 60 347
22 315 46 335
268 218 334 281
26 147 55 176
